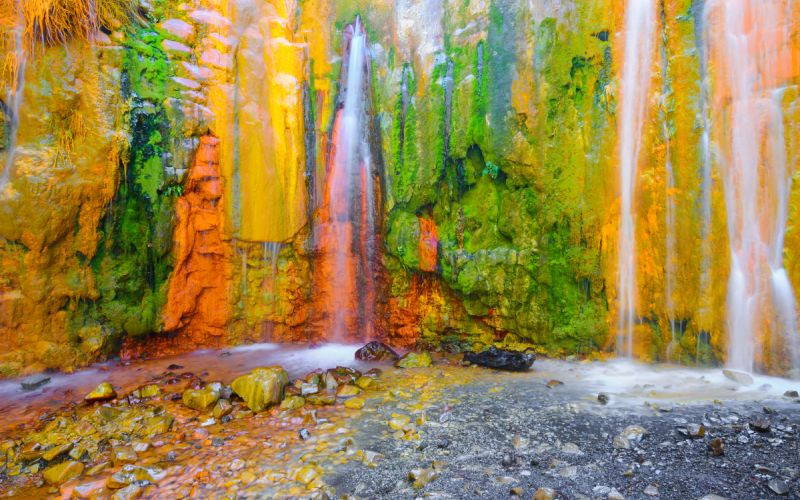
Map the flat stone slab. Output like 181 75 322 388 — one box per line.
20 374 51 391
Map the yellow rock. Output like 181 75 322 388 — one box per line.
183 382 222 411
85 382 116 402
336 384 361 398
395 352 433 368
42 442 72 461
42 460 84 485
388 413 412 431
294 464 321 484
231 367 288 412
344 397 365 410
354 376 373 390
280 395 305 410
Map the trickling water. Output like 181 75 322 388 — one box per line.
1 1 28 190
706 0 800 373
616 0 656 357
261 241 282 301
318 17 379 341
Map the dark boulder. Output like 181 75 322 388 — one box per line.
463 347 535 372
355 341 399 361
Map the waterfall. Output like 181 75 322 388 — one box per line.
616 0 657 357
1 1 27 190
317 17 379 341
706 0 800 373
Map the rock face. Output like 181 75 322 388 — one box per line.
463 347 535 372
3 0 800 376
161 136 231 352
231 367 289 412
355 341 400 361
395 351 433 368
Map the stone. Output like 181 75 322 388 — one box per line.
722 369 753 385
20 374 51 391
72 479 106 498
231 367 288 412
546 380 564 388
355 341 399 361
533 487 556 500
110 484 142 500
697 496 727 500
408 467 438 488
85 382 116 402
749 419 771 433
784 390 799 398
608 488 625 500
644 484 659 496
106 465 165 488
42 443 72 461
294 464 321 484
463 347 535 371
337 384 361 398
138 385 160 398
280 395 305 410
345 397 365 409
354 376 374 390
42 461 84 485
212 399 233 419
687 423 705 438
300 382 320 396
620 425 647 443
510 486 524 496
112 446 138 465
708 437 724 456
305 393 335 406
395 351 433 368
768 478 789 496
298 428 310 440
183 383 222 411
389 413 412 431
598 393 609 405
159 19 195 41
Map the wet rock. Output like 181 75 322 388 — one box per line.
598 393 609 405
614 425 647 449
280 395 305 410
212 399 233 419
306 393 336 406
72 479 105 498
85 382 117 402
722 369 753 385
533 487 556 500
137 385 160 398
86 461 111 476
337 384 361 398
294 464 321 484
608 488 625 500
112 446 138 465
708 437 724 456
396 351 433 368
546 380 564 389
784 390 799 398
231 367 289 412
183 383 222 411
20 374 51 391
106 465 165 488
230 459 245 471
389 413 412 431
355 341 399 361
687 423 706 438
301 382 320 396
42 460 84 485
19 441 43 460
110 484 142 500
510 486 524 496
698 495 727 500
345 397 365 409
41 442 72 461
749 419 771 433
501 453 517 467
354 376 374 390
408 467 438 488
562 442 583 455
768 478 789 496
644 484 659 496
462 347 535 372
299 428 310 440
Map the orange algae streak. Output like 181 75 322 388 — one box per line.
159 135 231 353
418 217 438 273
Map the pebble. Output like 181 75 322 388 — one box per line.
687 423 705 438
644 484 659 496
598 393 609 405
784 390 799 398
20 374 51 391
608 488 625 500
768 478 789 496
708 437 724 456
299 428 310 440
533 487 556 500
749 419 771 433
546 380 563 389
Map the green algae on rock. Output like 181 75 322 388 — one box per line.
231 367 289 412
85 382 118 402
42 460 84 486
182 382 222 411
396 351 433 368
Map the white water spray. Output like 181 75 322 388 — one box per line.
617 0 656 357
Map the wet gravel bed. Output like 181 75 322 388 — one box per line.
328 370 800 499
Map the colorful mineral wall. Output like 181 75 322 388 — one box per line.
1 0 799 376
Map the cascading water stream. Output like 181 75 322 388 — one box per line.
616 0 656 357
317 17 379 341
1 1 28 190
706 0 800 374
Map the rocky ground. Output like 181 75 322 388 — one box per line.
0 349 798 499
